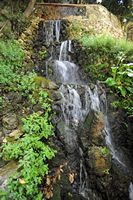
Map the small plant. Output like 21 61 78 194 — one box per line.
103 168 110 175
38 49 47 59
100 147 110 156
17 72 36 95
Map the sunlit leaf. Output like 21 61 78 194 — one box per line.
19 179 26 185
118 86 127 97
105 77 116 86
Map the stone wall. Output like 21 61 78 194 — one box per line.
85 5 124 38
66 5 124 38
35 4 124 38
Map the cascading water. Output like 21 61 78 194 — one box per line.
43 20 61 77
55 40 99 198
42 20 130 199
44 20 61 45
55 20 60 43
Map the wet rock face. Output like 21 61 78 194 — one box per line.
107 94 133 175
79 109 111 175
79 110 105 148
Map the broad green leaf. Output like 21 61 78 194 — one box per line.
105 77 116 86
118 86 127 97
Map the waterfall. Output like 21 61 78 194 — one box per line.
44 20 54 45
104 117 126 167
58 46 125 168
43 20 60 77
55 61 79 83
43 20 129 199
59 40 72 61
89 86 100 111
59 85 83 125
55 20 60 42
59 41 68 61
44 20 61 45
55 40 79 83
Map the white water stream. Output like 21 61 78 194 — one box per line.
44 20 61 45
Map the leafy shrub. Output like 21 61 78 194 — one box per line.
80 36 118 79
0 40 25 86
17 72 37 95
1 98 55 200
0 39 56 199
0 40 25 66
79 34 133 115
105 64 133 116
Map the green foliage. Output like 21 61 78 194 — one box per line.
17 72 37 95
105 64 133 116
68 20 95 40
0 40 25 86
0 0 31 39
68 21 82 39
79 35 133 80
1 101 56 199
102 0 132 17
80 35 133 55
0 39 56 199
79 34 133 115
0 40 25 66
10 12 31 37
38 49 47 59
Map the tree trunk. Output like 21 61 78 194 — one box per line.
24 0 36 18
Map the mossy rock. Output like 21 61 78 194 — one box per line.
47 90 62 101
88 146 111 176
91 111 105 145
34 76 59 90
2 113 18 130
